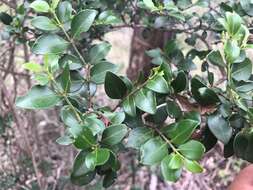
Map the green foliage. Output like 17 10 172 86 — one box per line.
3 0 252 187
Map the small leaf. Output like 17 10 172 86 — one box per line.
30 0 50 13
178 140 205 160
16 85 61 109
0 12 13 25
84 117 105 135
207 50 226 68
143 0 157 11
166 153 184 170
32 34 69 55
23 62 43 73
164 119 199 145
140 137 168 165
224 40 240 63
122 96 136 117
134 88 157 114
74 128 97 150
56 1 72 23
71 9 98 38
85 148 110 170
90 61 117 84
101 124 128 146
166 100 182 119
184 159 203 173
146 74 170 94
98 10 122 25
171 71 188 93
89 42 112 64
207 112 232 144
127 127 153 149
56 135 74 145
104 72 127 99
103 170 117 188
240 0 253 16
191 77 220 106
31 16 58 31
71 150 96 186
161 156 182 182
232 58 252 81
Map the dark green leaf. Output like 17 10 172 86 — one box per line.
127 127 154 149
122 96 136 117
140 137 168 165
101 124 128 145
0 12 12 25
74 128 97 150
98 10 122 25
234 129 253 163
178 140 205 160
71 9 98 38
207 112 232 144
84 117 105 135
89 42 111 64
207 50 226 68
224 40 240 63
165 153 184 170
30 0 50 13
161 157 182 182
232 58 252 81
191 77 220 106
32 34 69 55
171 71 188 93
56 1 72 23
85 148 110 170
16 85 61 109
104 72 127 99
166 100 182 119
134 88 157 114
103 170 117 188
146 74 170 94
31 16 58 31
71 150 96 186
164 119 199 145
90 61 117 84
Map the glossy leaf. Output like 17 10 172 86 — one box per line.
101 124 128 146
90 61 117 84
56 1 72 23
31 16 58 31
71 9 98 38
134 88 157 114
122 96 136 117
104 72 127 99
232 58 252 81
184 159 203 173
71 150 96 186
32 34 69 55
16 85 61 109
89 42 112 64
164 119 199 145
74 128 97 150
161 156 182 182
207 112 232 144
85 148 110 170
30 0 50 13
127 127 153 149
178 140 205 160
146 74 170 94
140 137 168 165
171 71 188 93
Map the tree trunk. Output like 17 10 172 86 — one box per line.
127 28 172 80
